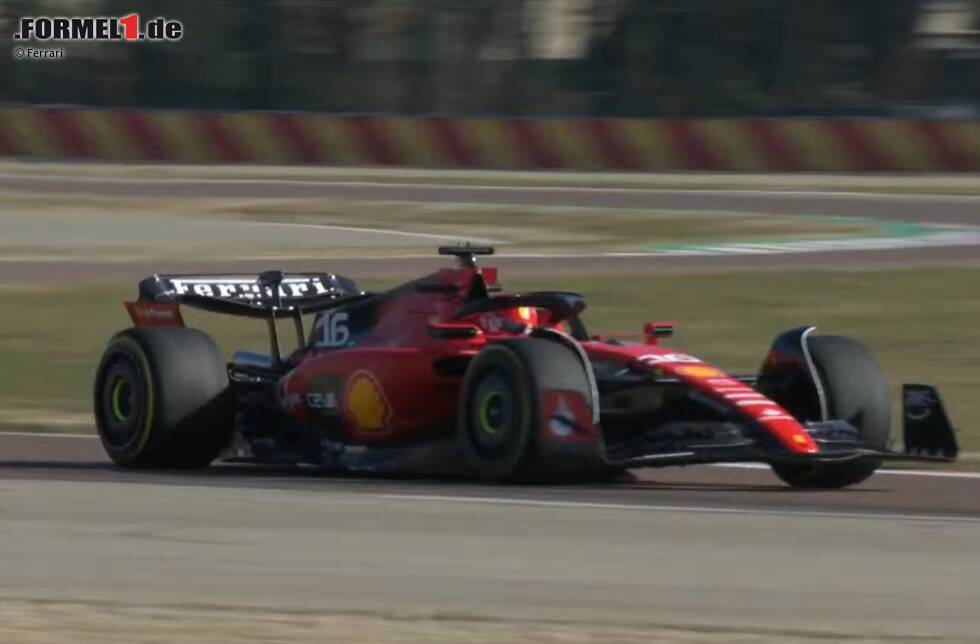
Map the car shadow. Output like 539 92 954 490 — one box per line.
0 459 889 494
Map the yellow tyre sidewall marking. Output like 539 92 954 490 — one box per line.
481 345 533 448
112 335 155 455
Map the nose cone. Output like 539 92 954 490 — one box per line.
654 360 819 455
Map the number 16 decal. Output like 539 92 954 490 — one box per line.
318 311 350 347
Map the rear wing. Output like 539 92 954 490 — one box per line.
127 271 368 367
131 272 364 319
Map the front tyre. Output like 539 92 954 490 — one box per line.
457 342 538 481
457 337 606 483
94 327 234 468
771 335 891 489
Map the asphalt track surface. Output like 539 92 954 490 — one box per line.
3 172 980 639
3 433 980 640
2 170 980 225
3 244 979 287
0 172 977 284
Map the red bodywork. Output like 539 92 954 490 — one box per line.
162 263 818 457
115 254 959 475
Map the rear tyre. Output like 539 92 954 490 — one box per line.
771 335 890 489
94 327 234 468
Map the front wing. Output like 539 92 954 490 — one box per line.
597 383 958 469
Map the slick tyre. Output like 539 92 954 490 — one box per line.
94 327 234 468
772 335 890 489
457 338 594 482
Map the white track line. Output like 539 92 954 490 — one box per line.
2 249 976 263
7 235 976 264
3 172 980 201
715 462 980 479
0 430 94 439
243 221 502 244
379 493 980 523
875 469 980 479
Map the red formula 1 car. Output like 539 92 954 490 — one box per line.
94 246 958 488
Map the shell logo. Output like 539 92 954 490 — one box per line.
345 371 390 431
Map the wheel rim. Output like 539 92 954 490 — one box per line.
98 355 147 451
478 391 505 435
469 370 518 459
110 377 133 422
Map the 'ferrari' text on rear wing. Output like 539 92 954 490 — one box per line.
127 271 369 366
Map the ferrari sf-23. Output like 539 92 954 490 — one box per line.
94 246 958 488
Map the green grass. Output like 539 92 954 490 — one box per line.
2 268 978 452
